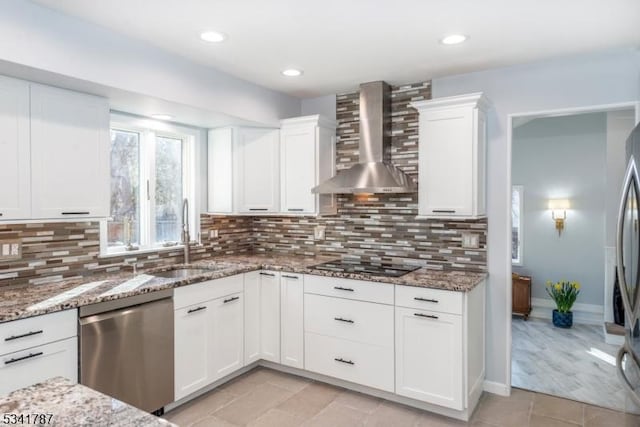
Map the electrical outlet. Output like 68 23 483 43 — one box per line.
209 229 219 239
0 240 21 260
461 232 480 249
313 226 326 240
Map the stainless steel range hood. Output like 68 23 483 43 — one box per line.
311 81 417 194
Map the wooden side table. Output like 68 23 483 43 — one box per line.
512 273 532 320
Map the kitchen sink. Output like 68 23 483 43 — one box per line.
151 267 223 279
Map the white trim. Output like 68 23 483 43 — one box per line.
529 297 604 325
483 380 510 396
511 185 524 266
506 100 640 393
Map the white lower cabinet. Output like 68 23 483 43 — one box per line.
174 275 244 401
280 273 304 368
395 307 463 409
0 310 78 396
244 271 281 365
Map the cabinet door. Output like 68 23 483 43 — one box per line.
244 271 261 365
208 127 234 213
174 302 211 400
0 337 77 396
0 76 30 220
280 125 316 214
418 107 473 217
210 292 244 381
281 273 304 368
237 128 280 213
30 84 110 219
395 307 463 410
260 271 281 363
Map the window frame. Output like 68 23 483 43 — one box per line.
511 185 524 266
100 113 199 256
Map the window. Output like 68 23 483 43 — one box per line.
512 185 524 265
103 115 197 254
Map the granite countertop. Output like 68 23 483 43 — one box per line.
0 377 175 427
0 253 486 324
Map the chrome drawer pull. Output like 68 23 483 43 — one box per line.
334 286 354 292
282 275 298 279
432 209 456 214
414 297 439 303
5 351 44 365
5 330 44 342
187 306 207 314
287 208 304 212
260 272 276 277
249 208 268 211
414 313 439 319
61 211 90 215
334 317 354 324
224 296 240 304
334 358 355 365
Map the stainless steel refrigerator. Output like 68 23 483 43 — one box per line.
616 121 640 409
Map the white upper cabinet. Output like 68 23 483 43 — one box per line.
280 115 336 215
0 76 30 220
413 93 488 219
207 115 336 216
31 84 110 219
236 127 280 213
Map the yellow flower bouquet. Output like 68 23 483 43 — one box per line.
545 280 580 313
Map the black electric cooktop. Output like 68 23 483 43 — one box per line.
311 260 420 278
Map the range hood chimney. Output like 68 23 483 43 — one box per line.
311 81 417 194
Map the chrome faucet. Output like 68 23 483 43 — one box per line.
182 198 190 264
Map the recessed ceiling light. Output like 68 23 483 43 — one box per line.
281 68 303 77
200 31 227 43
151 114 173 121
440 34 468 45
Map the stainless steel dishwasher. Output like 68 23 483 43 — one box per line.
79 289 174 413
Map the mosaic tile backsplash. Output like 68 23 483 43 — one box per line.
0 80 486 288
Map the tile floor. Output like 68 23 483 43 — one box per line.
511 317 627 411
162 367 640 426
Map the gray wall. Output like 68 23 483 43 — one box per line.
432 48 640 389
512 113 606 306
301 94 337 120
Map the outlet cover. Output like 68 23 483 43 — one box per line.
0 240 21 260
461 232 480 249
209 229 219 239
313 226 326 241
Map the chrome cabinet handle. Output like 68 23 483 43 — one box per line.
249 208 268 211
334 317 354 324
334 286 354 292
224 296 240 304
414 297 439 303
62 211 90 215
5 330 44 342
260 272 276 277
5 352 43 365
282 274 298 279
187 306 207 314
287 208 304 212
432 209 456 214
334 358 354 365
414 313 439 319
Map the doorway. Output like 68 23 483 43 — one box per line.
509 106 636 411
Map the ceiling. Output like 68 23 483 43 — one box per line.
32 0 640 98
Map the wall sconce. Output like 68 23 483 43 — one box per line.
548 199 570 236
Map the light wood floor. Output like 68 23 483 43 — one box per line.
512 317 627 411
163 367 640 426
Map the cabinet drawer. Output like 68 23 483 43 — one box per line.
0 310 77 356
0 337 78 396
304 274 394 305
395 285 463 315
305 332 394 392
304 294 393 347
174 274 244 310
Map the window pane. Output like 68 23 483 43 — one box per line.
108 130 140 247
155 136 183 243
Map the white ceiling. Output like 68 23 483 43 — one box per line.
32 0 640 98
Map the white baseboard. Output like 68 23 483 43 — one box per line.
483 380 510 396
529 298 603 325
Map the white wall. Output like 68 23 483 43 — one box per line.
0 0 300 127
301 94 337 120
432 48 640 390
512 113 606 306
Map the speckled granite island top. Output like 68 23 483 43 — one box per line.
0 253 486 323
0 377 175 427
